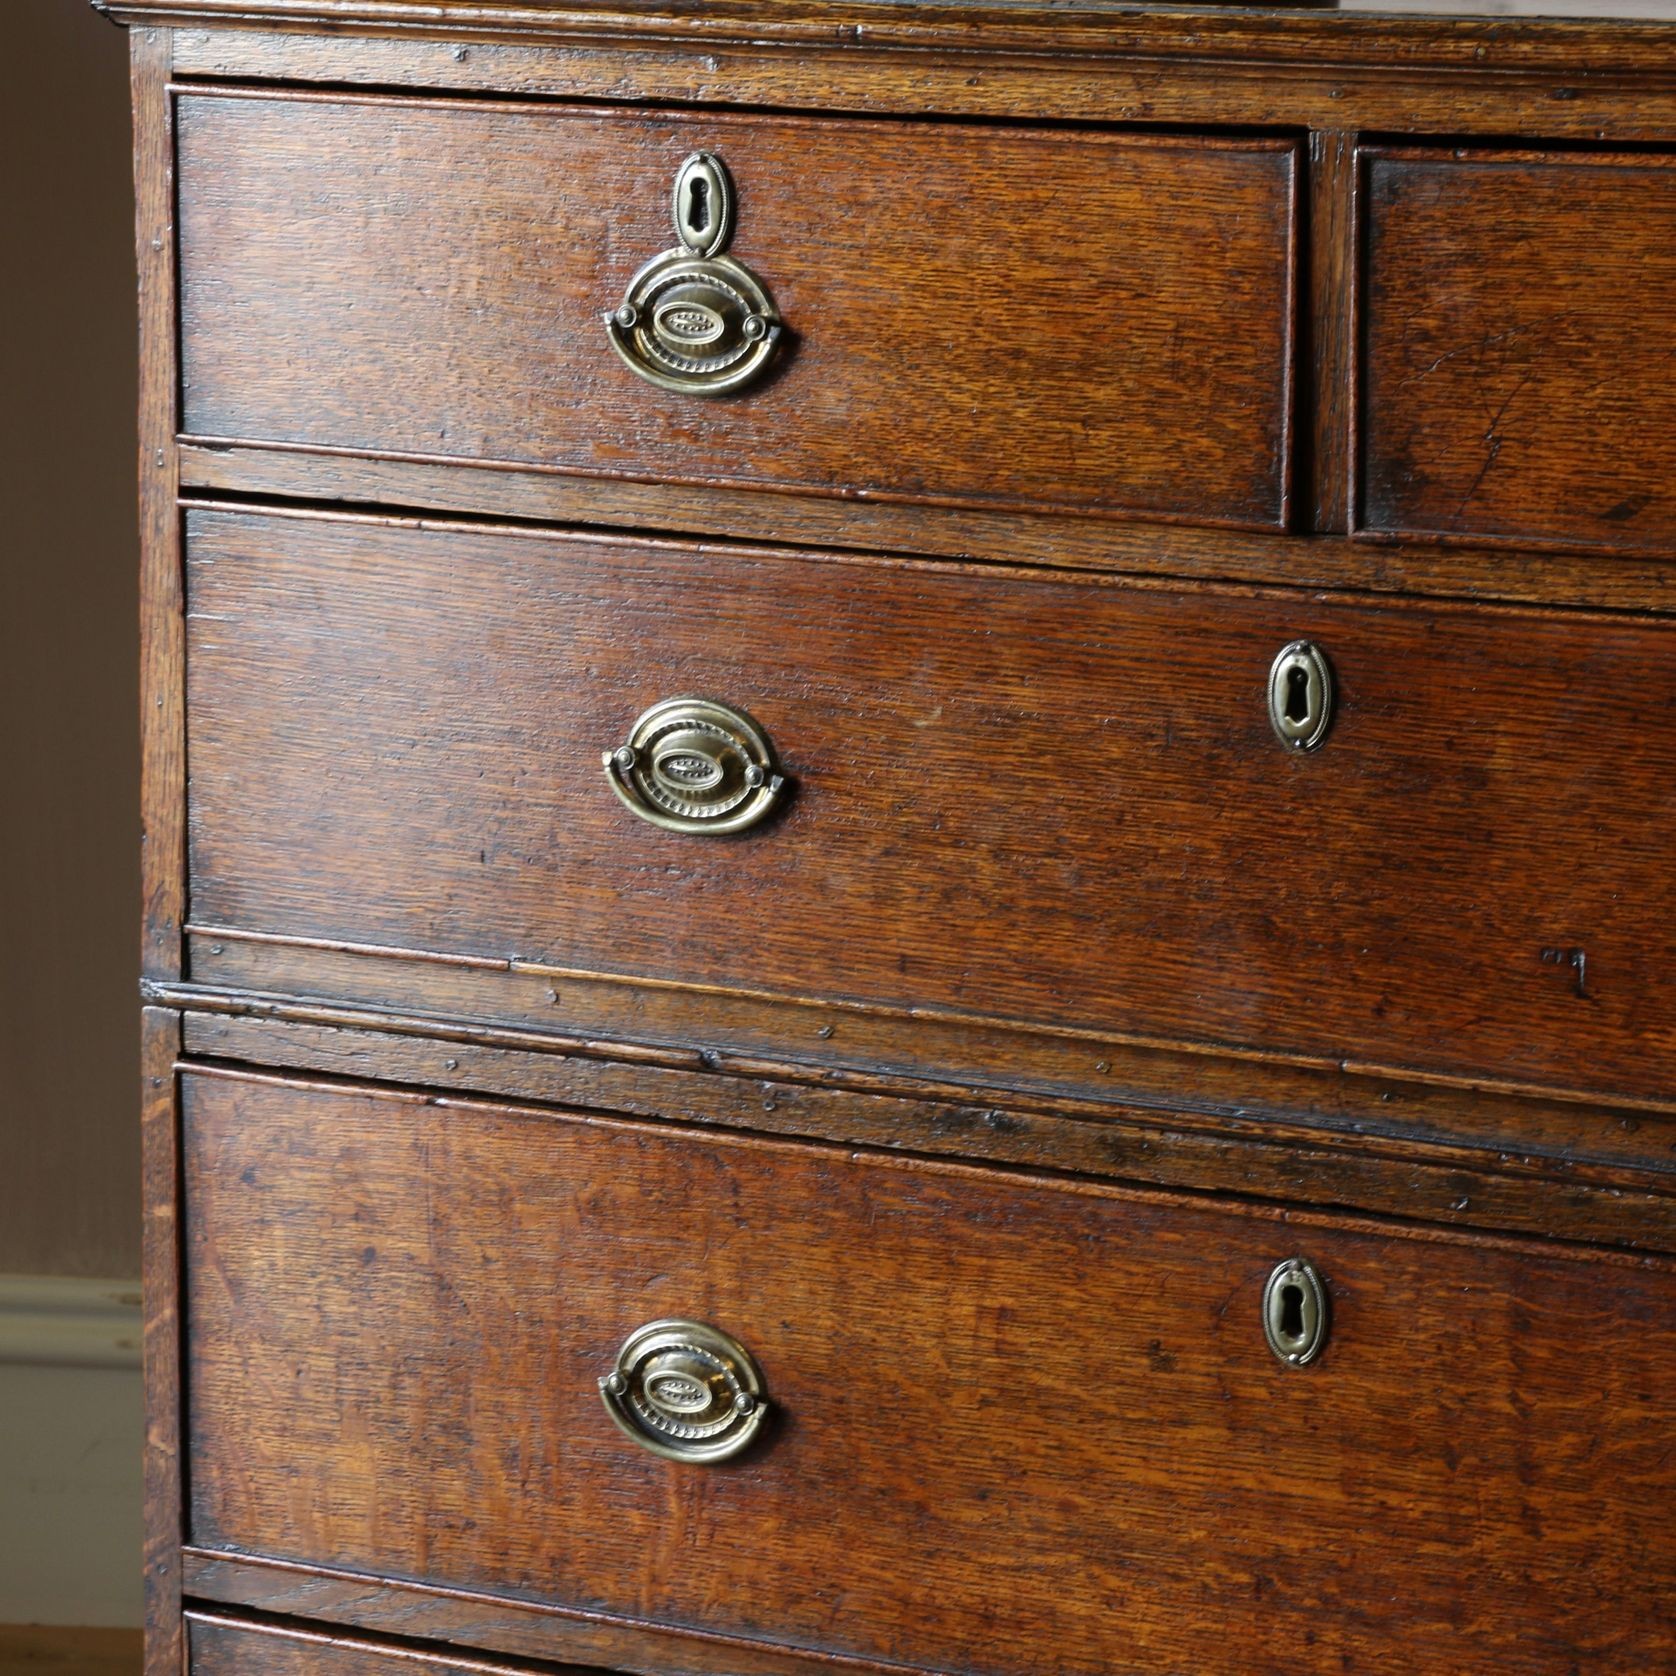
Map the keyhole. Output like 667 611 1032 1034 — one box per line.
687 177 710 236
1279 1282 1306 1341
1284 663 1311 726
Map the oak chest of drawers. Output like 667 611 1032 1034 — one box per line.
103 1 1676 1672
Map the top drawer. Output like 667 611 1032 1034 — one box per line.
1359 146 1676 555
176 93 1299 532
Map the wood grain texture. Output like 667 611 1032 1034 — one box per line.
179 1008 1676 1251
172 995 1676 1185
182 1069 1676 1676
165 940 1676 1177
134 27 183 983
1307 129 1356 533
140 1005 183 1676
175 91 1298 532
184 1573 902 1676
177 440 1676 616
157 26 1676 152
187 1615 609 1676
1359 145 1676 555
92 0 1676 79
185 507 1676 1103
110 11 1676 1676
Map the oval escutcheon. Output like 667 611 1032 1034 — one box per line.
1267 640 1335 752
671 151 735 258
1262 1257 1330 1368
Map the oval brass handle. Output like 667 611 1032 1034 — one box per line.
604 153 783 397
600 1319 769 1464
604 696 785 835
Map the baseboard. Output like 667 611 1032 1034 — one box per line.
0 1275 143 1627
0 1275 142 1371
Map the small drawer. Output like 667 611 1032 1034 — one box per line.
1358 145 1676 554
176 92 1299 532
184 1070 1676 1676
186 508 1676 1102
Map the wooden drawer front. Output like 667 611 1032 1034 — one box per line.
186 509 1676 1101
1359 146 1676 554
184 1071 1676 1676
187 1619 503 1676
187 1615 589 1676
176 92 1298 532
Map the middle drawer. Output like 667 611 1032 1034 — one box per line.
185 507 1676 1100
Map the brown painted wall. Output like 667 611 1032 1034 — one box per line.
0 1 141 1277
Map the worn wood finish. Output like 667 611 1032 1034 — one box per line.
1359 146 1676 556
158 23 1676 146
111 5 1676 1673
184 1572 899 1676
140 1005 183 1676
172 996 1676 1185
182 1069 1676 1676
187 1614 609 1676
176 441 1676 617
92 0 1676 80
133 27 183 984
163 948 1676 1171
1306 129 1356 534
186 507 1676 1103
179 1009 1676 1250
176 91 1298 533
184 1579 931 1676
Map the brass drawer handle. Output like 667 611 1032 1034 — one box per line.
604 696 786 835
600 1319 769 1464
1263 1257 1330 1367
604 152 783 397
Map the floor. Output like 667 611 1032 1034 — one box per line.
0 1627 142 1675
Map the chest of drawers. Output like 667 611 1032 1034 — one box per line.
103 2 1676 1672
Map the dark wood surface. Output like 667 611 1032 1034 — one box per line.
167 935 1676 1169
92 0 1676 80
1307 128 1357 534
0 1627 143 1676
187 1615 608 1676
186 507 1676 1104
140 1008 183 1676
111 6 1676 1674
182 1068 1676 1676
133 26 182 985
176 441 1676 617
178 1008 1676 1251
1359 146 1676 556
184 1569 897 1676
135 54 184 1676
176 91 1297 532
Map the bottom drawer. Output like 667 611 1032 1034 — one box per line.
182 1068 1676 1676
187 1616 599 1676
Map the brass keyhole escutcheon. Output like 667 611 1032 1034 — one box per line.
604 696 786 835
600 1319 769 1464
1267 640 1335 752
1262 1257 1329 1367
603 152 783 397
